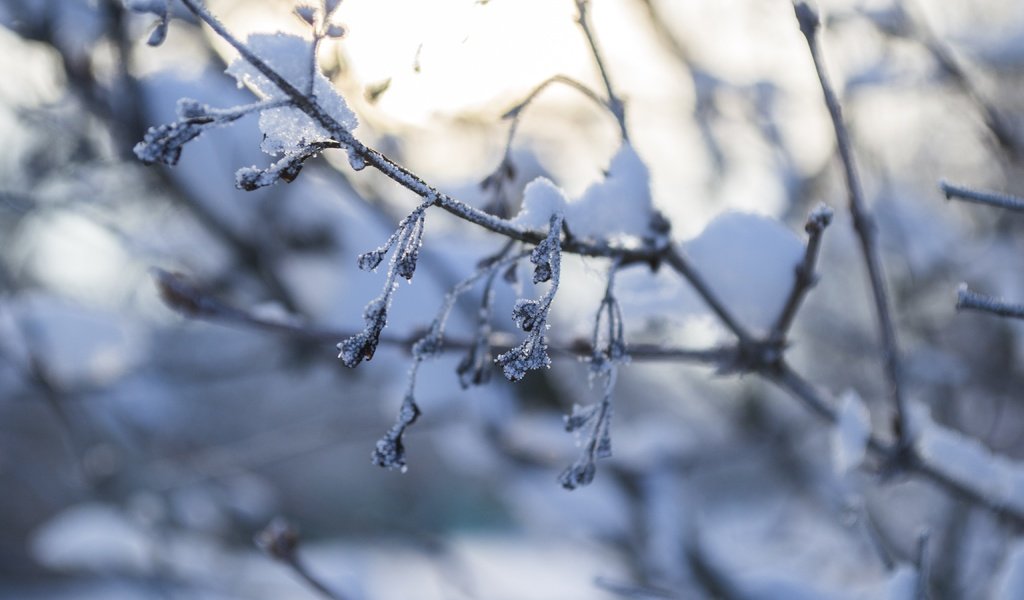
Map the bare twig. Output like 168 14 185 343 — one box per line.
575 0 628 139
940 181 1024 213
256 518 349 600
768 203 834 345
895 0 1022 158
793 1 908 448
956 285 1024 320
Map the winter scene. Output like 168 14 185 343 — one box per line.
2 0 1024 598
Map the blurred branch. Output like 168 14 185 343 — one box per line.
940 181 1024 213
768 203 834 345
575 0 628 139
793 1 908 449
956 285 1024 320
256 518 349 600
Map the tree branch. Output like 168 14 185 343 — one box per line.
793 1 908 448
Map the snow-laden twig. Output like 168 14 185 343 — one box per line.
793 1 908 449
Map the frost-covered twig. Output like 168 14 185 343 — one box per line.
256 518 350 600
940 181 1024 213
793 1 908 449
496 214 565 381
768 203 834 345
956 285 1024 320
172 0 655 264
373 247 529 470
559 260 628 489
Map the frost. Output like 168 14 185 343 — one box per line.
511 178 568 229
225 33 357 157
372 393 421 471
496 215 563 382
831 390 871 474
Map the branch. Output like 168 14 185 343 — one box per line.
256 518 349 600
939 181 1024 213
793 1 908 448
768 203 834 345
956 285 1024 320
575 0 628 139
153 268 731 366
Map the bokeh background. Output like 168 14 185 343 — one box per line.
2 0 1024 598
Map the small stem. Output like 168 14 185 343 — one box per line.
956 285 1024 320
793 1 908 448
939 181 1024 213
575 0 628 139
768 203 834 345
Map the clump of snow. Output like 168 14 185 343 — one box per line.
510 143 652 240
831 390 872 474
511 178 567 229
30 503 154 573
912 404 1024 514
225 33 357 157
684 212 804 331
884 566 918 600
565 142 653 240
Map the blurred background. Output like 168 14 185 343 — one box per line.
2 0 1024 598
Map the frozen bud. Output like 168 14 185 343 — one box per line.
254 518 299 561
295 5 317 25
325 24 346 38
357 249 385 272
511 299 543 332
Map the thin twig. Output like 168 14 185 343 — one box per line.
896 0 1021 158
956 285 1024 320
152 268 731 366
575 0 628 139
939 181 1024 213
256 518 349 600
793 1 908 448
768 203 834 345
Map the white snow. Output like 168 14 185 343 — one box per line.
565 142 653 240
913 404 1024 514
510 177 567 229
225 33 357 157
30 503 154 573
831 390 872 474
684 211 804 331
510 142 652 240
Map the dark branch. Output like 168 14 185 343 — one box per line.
793 1 908 448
